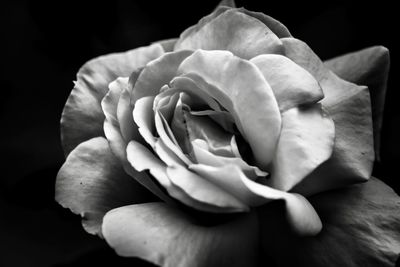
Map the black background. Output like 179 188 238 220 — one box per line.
0 0 398 266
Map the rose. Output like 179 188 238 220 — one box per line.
56 1 400 266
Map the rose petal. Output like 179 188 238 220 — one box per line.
324 46 390 160
102 203 258 267
175 9 283 59
191 139 267 178
101 79 169 202
153 38 178 52
166 165 248 212
259 177 400 266
55 137 152 235
132 50 193 102
178 50 281 170
133 96 157 147
267 105 335 191
61 43 164 155
127 140 246 213
239 8 291 38
251 54 323 111
101 77 129 162
190 164 322 235
282 38 374 195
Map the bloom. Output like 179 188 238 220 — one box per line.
56 1 400 266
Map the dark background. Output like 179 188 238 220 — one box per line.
0 0 398 266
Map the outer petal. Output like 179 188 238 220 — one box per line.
324 46 390 160
259 178 400 267
175 9 283 59
178 50 281 170
61 43 165 155
268 105 335 191
102 203 259 267
251 54 323 111
55 137 152 236
282 38 374 195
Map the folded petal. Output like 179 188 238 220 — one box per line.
259 177 400 266
126 140 246 213
132 50 193 102
190 164 322 235
268 105 335 191
55 137 153 235
61 43 164 155
282 38 374 195
175 9 283 59
166 165 248 212
178 50 281 170
102 203 259 267
324 46 390 160
251 54 323 111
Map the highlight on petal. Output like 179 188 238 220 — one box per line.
55 137 153 236
61 43 165 155
282 38 374 195
166 165 248 212
175 9 283 59
102 203 259 267
268 105 335 191
126 140 246 213
132 50 193 102
189 164 322 235
215 0 236 8
251 54 323 111
178 49 281 170
324 46 390 160
259 177 400 266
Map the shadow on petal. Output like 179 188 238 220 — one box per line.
102 202 259 267
259 177 400 267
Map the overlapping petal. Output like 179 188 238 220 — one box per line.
55 137 153 235
259 178 400 267
102 203 258 267
175 9 283 59
251 54 323 111
190 164 322 235
324 46 390 160
178 49 281 170
61 43 165 155
267 105 335 191
132 50 193 102
282 38 374 196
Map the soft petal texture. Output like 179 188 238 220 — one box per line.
282 38 374 195
102 79 170 202
190 164 322 235
132 50 193 102
268 105 335 191
126 140 242 213
102 203 259 267
239 8 291 38
55 137 152 235
175 9 283 59
61 43 164 155
259 178 400 266
166 165 248 212
324 46 390 160
251 54 323 111
178 50 281 170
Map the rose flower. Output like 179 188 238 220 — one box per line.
55 1 400 266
